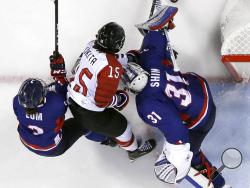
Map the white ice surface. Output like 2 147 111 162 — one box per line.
1 82 250 188
0 0 250 188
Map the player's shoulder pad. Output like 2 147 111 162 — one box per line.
13 95 19 106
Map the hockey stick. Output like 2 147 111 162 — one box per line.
54 0 59 55
149 0 157 17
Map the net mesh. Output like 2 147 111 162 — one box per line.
221 0 250 80
222 24 250 55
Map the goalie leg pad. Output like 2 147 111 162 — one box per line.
154 152 177 183
154 141 193 184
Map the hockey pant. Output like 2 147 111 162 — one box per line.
25 118 108 157
189 103 216 165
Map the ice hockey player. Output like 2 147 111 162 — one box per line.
13 53 116 156
67 22 156 161
122 5 226 187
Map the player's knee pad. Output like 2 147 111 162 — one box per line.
85 131 107 142
202 104 217 133
115 123 138 151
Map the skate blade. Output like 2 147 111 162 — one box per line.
129 159 136 163
222 185 232 188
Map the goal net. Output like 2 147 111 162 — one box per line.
221 0 250 82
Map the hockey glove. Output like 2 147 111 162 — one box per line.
49 52 66 78
173 49 178 59
54 76 68 85
113 90 129 111
126 50 140 64
166 18 176 30
154 142 193 184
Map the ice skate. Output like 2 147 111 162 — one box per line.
135 5 178 32
100 137 117 147
191 151 226 188
128 139 156 161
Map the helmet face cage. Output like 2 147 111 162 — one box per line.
122 63 149 94
18 78 47 109
96 22 125 53
122 65 138 84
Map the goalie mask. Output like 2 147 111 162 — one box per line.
122 62 149 94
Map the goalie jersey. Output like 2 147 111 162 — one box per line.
13 82 67 152
135 31 215 144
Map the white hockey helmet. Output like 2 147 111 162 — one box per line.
122 62 149 94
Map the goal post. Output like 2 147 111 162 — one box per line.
221 0 250 82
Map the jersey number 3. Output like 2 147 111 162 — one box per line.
28 125 44 135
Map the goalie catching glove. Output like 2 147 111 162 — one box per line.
135 5 178 34
154 141 193 184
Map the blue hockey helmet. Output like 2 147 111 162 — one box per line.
18 78 47 109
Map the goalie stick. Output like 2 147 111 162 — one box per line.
186 167 214 188
149 0 180 71
163 28 180 71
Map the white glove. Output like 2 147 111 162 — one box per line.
154 141 193 184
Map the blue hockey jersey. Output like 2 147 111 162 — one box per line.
135 31 215 144
13 82 67 151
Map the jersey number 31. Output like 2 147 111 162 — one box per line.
165 73 191 107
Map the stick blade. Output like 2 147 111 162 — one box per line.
186 167 214 188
